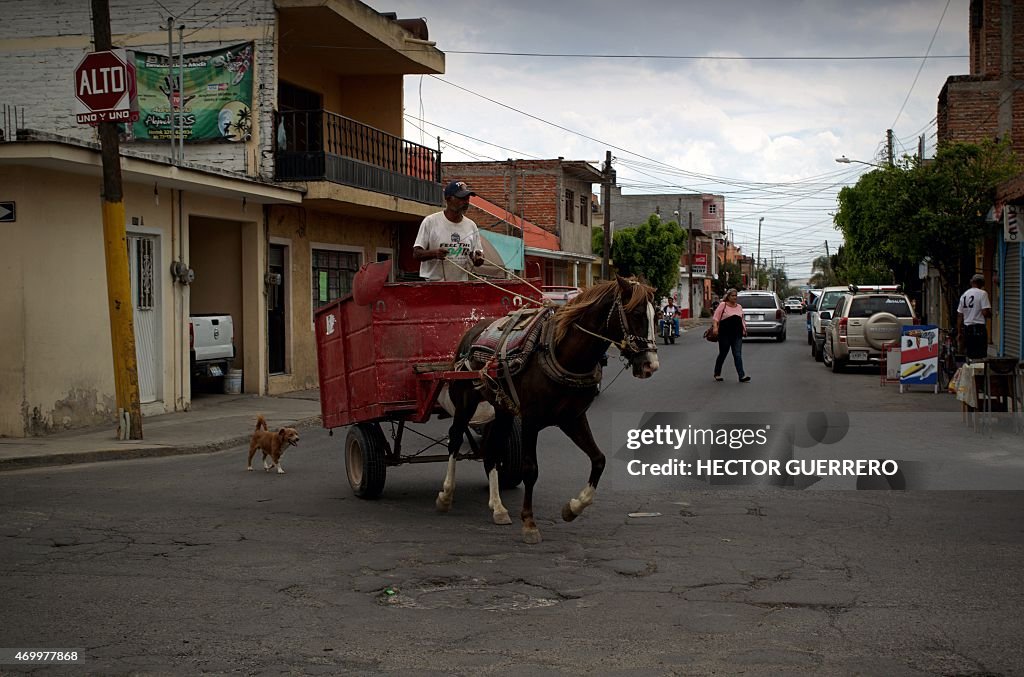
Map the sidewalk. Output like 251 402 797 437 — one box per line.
0 391 323 473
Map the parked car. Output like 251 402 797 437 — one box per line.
809 286 854 361
784 296 804 313
736 291 786 341
821 288 915 372
542 285 582 306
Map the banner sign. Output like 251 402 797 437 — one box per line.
899 325 938 387
1005 205 1020 243
130 43 254 142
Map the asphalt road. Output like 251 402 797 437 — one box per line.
2 324 1023 675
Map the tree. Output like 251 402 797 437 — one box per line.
713 260 744 295
808 254 838 288
610 214 687 299
833 139 1020 323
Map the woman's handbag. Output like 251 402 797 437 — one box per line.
703 327 718 342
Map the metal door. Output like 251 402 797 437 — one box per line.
268 244 286 374
128 234 161 403
1004 242 1021 359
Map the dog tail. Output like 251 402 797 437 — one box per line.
256 415 268 432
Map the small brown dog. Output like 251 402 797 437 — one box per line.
247 415 300 474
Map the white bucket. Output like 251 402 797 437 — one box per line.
224 369 242 394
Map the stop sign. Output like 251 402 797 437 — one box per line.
73 49 137 123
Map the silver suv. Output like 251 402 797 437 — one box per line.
736 291 786 342
822 289 915 372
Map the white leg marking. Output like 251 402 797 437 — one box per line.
435 456 458 511
276 462 285 475
488 468 512 525
568 484 596 517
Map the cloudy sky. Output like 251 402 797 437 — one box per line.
387 0 969 279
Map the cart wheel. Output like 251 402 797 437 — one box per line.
346 423 387 499
495 417 524 490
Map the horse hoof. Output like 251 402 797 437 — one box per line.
435 494 452 512
522 528 542 544
492 510 512 525
561 503 579 522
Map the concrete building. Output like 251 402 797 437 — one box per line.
608 188 726 317
0 0 447 436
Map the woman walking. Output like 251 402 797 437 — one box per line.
712 289 750 382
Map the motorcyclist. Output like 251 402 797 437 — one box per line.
661 297 680 337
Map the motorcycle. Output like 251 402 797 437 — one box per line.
659 314 679 344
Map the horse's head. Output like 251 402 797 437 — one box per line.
613 276 659 378
553 276 659 379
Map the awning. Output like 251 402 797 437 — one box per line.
469 195 560 250
525 246 599 263
480 229 524 271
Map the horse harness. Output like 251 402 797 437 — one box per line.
460 287 651 415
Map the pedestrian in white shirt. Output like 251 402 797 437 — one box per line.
958 273 992 359
413 180 485 281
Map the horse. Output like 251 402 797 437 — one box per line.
436 275 659 544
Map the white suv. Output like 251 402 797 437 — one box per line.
809 286 849 362
822 287 915 372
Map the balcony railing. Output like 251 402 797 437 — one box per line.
275 109 442 205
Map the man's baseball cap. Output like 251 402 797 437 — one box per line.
971 273 985 283
444 180 475 199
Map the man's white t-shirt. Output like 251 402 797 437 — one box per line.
414 211 481 281
958 287 991 326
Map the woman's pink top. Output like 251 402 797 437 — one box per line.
713 302 746 331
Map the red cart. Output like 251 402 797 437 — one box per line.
314 268 542 498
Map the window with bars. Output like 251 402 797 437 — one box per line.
708 204 717 214
312 248 361 310
564 189 575 222
579 195 588 227
134 237 154 310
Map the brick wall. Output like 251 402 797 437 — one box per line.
938 0 1024 156
0 0 277 178
443 161 560 233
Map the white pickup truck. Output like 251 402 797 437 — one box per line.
189 314 235 378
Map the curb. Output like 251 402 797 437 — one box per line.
0 415 322 473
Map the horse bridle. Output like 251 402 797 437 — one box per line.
572 288 657 359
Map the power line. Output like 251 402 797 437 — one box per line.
890 0 952 130
297 45 966 61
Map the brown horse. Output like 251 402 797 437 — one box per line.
436 276 659 543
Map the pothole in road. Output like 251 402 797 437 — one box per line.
377 578 561 611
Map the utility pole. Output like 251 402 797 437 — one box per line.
825 240 830 258
756 217 763 290
687 211 694 317
601 150 613 281
92 0 143 439
886 128 894 167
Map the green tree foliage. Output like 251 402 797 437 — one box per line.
713 260 744 295
610 214 687 299
833 139 1019 321
808 254 838 288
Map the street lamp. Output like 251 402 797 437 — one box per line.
835 156 886 169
